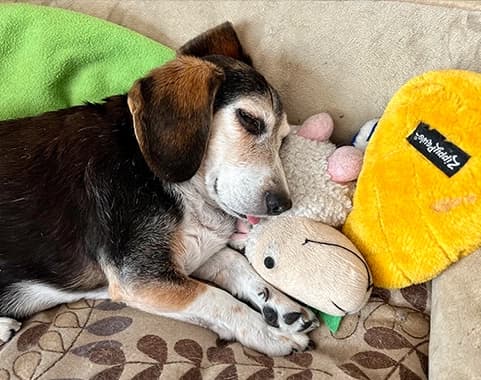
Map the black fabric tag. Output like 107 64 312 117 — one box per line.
407 122 470 177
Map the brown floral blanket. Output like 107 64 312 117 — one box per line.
0 285 429 380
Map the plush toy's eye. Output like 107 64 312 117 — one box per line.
264 256 275 269
236 108 265 135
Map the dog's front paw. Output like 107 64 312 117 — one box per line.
0 317 22 343
237 314 312 356
260 326 312 356
259 287 319 334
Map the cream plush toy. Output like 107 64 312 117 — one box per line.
234 113 372 330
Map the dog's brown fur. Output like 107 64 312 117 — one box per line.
128 56 225 182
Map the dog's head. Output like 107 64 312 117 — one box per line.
128 22 291 219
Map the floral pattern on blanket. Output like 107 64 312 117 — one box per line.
0 284 429 380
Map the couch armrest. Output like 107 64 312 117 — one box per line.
430 248 481 379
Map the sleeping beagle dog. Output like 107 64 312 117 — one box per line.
0 23 319 356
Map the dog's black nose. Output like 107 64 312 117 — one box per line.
265 192 292 215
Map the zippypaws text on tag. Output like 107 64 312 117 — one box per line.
407 122 470 177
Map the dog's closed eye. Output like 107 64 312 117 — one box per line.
236 108 265 135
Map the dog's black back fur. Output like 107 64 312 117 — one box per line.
0 96 182 317
0 22 280 321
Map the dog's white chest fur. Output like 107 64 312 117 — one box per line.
180 199 236 274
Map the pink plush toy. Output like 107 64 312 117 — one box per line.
297 112 363 184
234 113 371 327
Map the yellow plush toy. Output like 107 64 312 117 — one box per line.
344 70 481 289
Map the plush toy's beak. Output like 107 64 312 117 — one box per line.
229 219 251 241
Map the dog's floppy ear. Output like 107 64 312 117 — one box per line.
178 22 252 65
128 56 224 182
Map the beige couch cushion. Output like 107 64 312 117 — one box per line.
430 249 481 380
18 0 481 143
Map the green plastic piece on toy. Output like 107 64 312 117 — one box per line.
312 308 343 333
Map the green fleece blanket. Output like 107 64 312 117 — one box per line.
0 3 175 121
